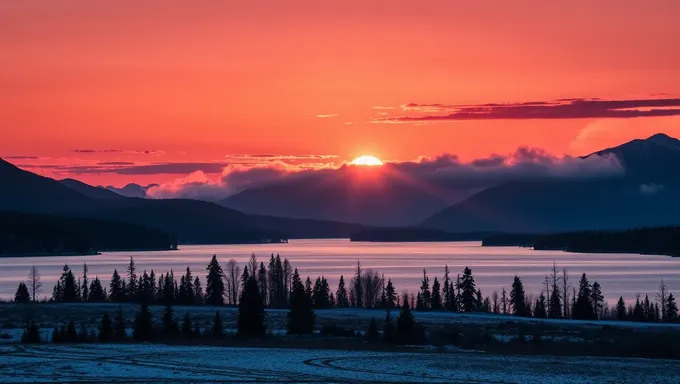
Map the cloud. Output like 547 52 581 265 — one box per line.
71 149 165 155
147 147 625 200
372 98 680 123
97 161 135 166
315 114 338 118
21 162 227 175
3 156 39 160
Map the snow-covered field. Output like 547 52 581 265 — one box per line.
1 343 679 383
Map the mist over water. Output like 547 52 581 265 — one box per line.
2 240 679 304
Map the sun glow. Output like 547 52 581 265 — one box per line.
351 155 383 166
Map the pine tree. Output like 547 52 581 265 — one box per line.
430 277 442 310
99 312 113 341
312 277 330 309
418 269 430 309
460 267 476 312
133 301 153 341
114 307 126 340
633 296 645 322
126 257 138 301
162 305 179 337
616 297 627 320
181 267 195 305
66 320 78 342
590 281 604 319
510 276 528 317
336 275 349 308
534 293 547 318
193 276 204 304
501 288 508 314
443 265 452 310
396 298 421 344
211 311 224 339
287 275 315 334
237 277 266 337
258 262 268 306
21 322 41 344
573 273 595 320
475 289 484 312
666 293 678 322
384 279 397 309
353 260 363 308
59 265 79 302
548 263 562 319
14 282 30 303
181 313 193 337
304 277 313 301
88 277 107 302
366 317 379 341
109 269 124 302
205 255 225 306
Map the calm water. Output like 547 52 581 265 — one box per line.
2 240 680 304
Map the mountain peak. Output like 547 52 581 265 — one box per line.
645 132 677 143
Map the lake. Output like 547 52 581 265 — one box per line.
2 240 679 304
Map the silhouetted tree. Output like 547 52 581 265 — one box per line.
27 266 42 303
666 293 678 322
66 320 78 342
81 263 89 302
573 273 595 320
181 313 193 337
548 263 562 319
534 292 547 318
510 276 528 317
109 269 124 302
162 305 179 337
258 262 268 306
443 265 452 310
133 301 153 341
114 307 126 341
126 257 138 301
383 310 395 343
193 276 203 304
237 277 266 337
352 260 363 308
21 322 41 344
88 277 107 302
396 297 421 344
384 279 397 309
336 275 349 308
287 275 315 334
501 288 508 314
205 255 225 306
15 282 30 303
460 267 476 312
99 312 113 341
312 277 331 309
225 259 241 305
657 280 669 321
418 269 430 309
590 281 604 319
211 311 224 339
431 277 442 310
616 297 627 320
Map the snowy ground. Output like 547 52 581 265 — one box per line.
1 343 679 383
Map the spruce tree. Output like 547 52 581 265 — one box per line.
193 276 204 304
89 277 107 302
383 310 395 343
385 279 397 309
181 313 193 337
133 301 153 341
443 265 452 310
59 265 79 302
573 273 595 320
501 288 508 314
418 269 430 309
590 281 604 319
666 293 678 322
99 312 113 341
109 269 124 302
396 299 420 344
460 267 476 312
353 261 363 308
548 263 562 319
21 322 41 344
237 277 266 337
126 257 138 301
211 311 224 339
81 263 89 302
510 276 528 317
287 276 315 334
205 255 225 306
431 277 442 310
15 282 30 303
114 307 127 340
336 275 349 308
258 262 268 305
162 305 179 337
366 317 379 342
534 293 547 318
616 297 627 320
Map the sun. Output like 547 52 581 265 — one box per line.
351 155 383 166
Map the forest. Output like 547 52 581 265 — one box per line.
0 211 177 256
482 227 680 257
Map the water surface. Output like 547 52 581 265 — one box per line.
2 240 679 304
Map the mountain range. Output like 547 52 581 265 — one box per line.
3 133 680 241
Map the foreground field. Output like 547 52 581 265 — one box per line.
1 343 680 383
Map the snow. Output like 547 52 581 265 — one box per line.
0 344 679 383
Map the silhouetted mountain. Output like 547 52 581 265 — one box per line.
60 178 124 200
220 167 469 226
350 227 493 242
0 211 176 256
423 134 680 233
246 215 368 239
102 183 157 198
0 158 95 213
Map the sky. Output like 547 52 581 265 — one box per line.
2 0 680 187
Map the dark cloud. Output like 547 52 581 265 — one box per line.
374 98 680 122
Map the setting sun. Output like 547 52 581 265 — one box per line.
351 155 383 166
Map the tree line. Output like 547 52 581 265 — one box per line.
13 255 680 324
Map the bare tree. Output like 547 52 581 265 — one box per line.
491 291 500 313
360 269 383 308
562 268 570 319
248 253 258 280
27 266 42 302
224 259 241 305
657 279 669 321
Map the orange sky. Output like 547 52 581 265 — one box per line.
2 1 680 186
